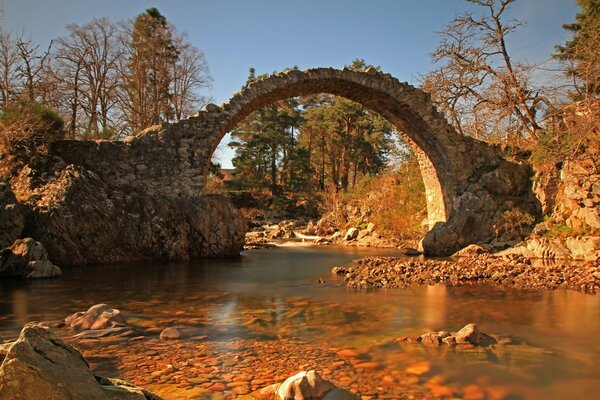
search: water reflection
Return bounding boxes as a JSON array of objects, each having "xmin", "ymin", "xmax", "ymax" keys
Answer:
[{"xmin": 0, "ymin": 246, "xmax": 598, "ymax": 399}]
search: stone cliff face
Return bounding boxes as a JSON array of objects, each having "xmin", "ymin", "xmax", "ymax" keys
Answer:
[
  {"xmin": 1, "ymin": 155, "xmax": 246, "ymax": 266},
  {"xmin": 513, "ymin": 156, "xmax": 600, "ymax": 261},
  {"xmin": 420, "ymin": 160, "xmax": 540, "ymax": 255}
]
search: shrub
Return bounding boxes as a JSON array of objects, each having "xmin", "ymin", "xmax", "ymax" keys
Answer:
[
  {"xmin": 493, "ymin": 209, "xmax": 536, "ymax": 240},
  {"xmin": 319, "ymin": 156, "xmax": 428, "ymax": 240},
  {"xmin": 0, "ymin": 100, "xmax": 65, "ymax": 159}
]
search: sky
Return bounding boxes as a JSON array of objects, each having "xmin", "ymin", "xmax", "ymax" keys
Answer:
[{"xmin": 1, "ymin": 0, "xmax": 579, "ymax": 167}]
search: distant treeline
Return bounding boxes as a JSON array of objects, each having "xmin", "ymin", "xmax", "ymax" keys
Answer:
[{"xmin": 0, "ymin": 8, "xmax": 210, "ymax": 139}]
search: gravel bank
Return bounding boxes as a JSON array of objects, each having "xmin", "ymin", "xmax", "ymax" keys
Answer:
[{"xmin": 332, "ymin": 255, "xmax": 599, "ymax": 294}]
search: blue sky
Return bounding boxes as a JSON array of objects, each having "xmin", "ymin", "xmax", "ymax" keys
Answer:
[{"xmin": 1, "ymin": 0, "xmax": 578, "ymax": 166}]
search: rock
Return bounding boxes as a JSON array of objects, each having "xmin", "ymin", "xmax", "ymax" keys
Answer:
[
  {"xmin": 0, "ymin": 183, "xmax": 25, "ymax": 248},
  {"xmin": 442, "ymin": 336, "xmax": 457, "ymax": 346},
  {"xmin": 419, "ymin": 332, "xmax": 442, "ymax": 345},
  {"xmin": 25, "ymin": 260, "xmax": 62, "ymax": 278},
  {"xmin": 404, "ymin": 325, "xmax": 501, "ymax": 348},
  {"xmin": 344, "ymin": 228, "xmax": 359, "ymax": 241},
  {"xmin": 331, "ymin": 266, "xmax": 348, "ymax": 275},
  {"xmin": 565, "ymin": 236, "xmax": 600, "ymax": 261},
  {"xmin": 73, "ymin": 327, "xmax": 136, "ymax": 339},
  {"xmin": 270, "ymin": 227, "xmax": 296, "ymax": 239},
  {"xmin": 453, "ymin": 244, "xmax": 491, "ymax": 257},
  {"xmin": 160, "ymin": 327, "xmax": 183, "ymax": 340},
  {"xmin": 65, "ymin": 304, "xmax": 127, "ymax": 330},
  {"xmin": 420, "ymin": 331, "xmax": 451, "ymax": 345},
  {"xmin": 531, "ymin": 221, "xmax": 551, "ymax": 236},
  {"xmin": 366, "ymin": 222, "xmax": 375, "ymax": 232},
  {"xmin": 276, "ymin": 370, "xmax": 335, "ymax": 400},
  {"xmin": 0, "ymin": 238, "xmax": 62, "ymax": 279},
  {"xmin": 0, "ymin": 341, "xmax": 13, "ymax": 363},
  {"xmin": 454, "ymin": 323, "xmax": 481, "ymax": 345},
  {"xmin": 0, "ymin": 324, "xmax": 162, "ymax": 400},
  {"xmin": 357, "ymin": 230, "xmax": 370, "ymax": 240},
  {"xmin": 331, "ymin": 231, "xmax": 341, "ymax": 240},
  {"xmin": 403, "ymin": 247, "xmax": 421, "ymax": 256},
  {"xmin": 251, "ymin": 370, "xmax": 357, "ymax": 400},
  {"xmin": 525, "ymin": 238, "xmax": 571, "ymax": 260},
  {"xmin": 315, "ymin": 237, "xmax": 331, "ymax": 245}
]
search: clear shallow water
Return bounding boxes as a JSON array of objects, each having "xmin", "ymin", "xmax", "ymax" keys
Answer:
[{"xmin": 1, "ymin": 245, "xmax": 599, "ymax": 399}]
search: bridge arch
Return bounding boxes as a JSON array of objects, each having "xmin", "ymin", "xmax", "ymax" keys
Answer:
[
  {"xmin": 51, "ymin": 67, "xmax": 537, "ymax": 256},
  {"xmin": 206, "ymin": 68, "xmax": 499, "ymax": 231}
]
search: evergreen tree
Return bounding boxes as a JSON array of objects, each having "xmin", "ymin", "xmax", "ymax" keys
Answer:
[
  {"xmin": 555, "ymin": 0, "xmax": 600, "ymax": 98},
  {"xmin": 123, "ymin": 8, "xmax": 179, "ymax": 131}
]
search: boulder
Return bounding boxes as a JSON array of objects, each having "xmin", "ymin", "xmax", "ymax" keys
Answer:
[
  {"xmin": 0, "ymin": 324, "xmax": 162, "ymax": 400},
  {"xmin": 253, "ymin": 370, "xmax": 357, "ymax": 400},
  {"xmin": 277, "ymin": 370, "xmax": 334, "ymax": 400},
  {"xmin": 0, "ymin": 238, "xmax": 62, "ymax": 278},
  {"xmin": 344, "ymin": 228, "xmax": 359, "ymax": 241},
  {"xmin": 65, "ymin": 304, "xmax": 127, "ymax": 330},
  {"xmin": 454, "ymin": 323, "xmax": 481, "ymax": 345}
]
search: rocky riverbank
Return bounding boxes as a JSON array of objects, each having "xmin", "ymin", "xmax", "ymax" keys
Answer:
[
  {"xmin": 332, "ymin": 254, "xmax": 599, "ymax": 294},
  {"xmin": 244, "ymin": 218, "xmax": 410, "ymax": 251}
]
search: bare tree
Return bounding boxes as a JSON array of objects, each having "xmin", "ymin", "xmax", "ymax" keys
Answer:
[
  {"xmin": 422, "ymin": 0, "xmax": 552, "ymax": 144},
  {"xmin": 52, "ymin": 18, "xmax": 125, "ymax": 138},
  {"xmin": 0, "ymin": 28, "xmax": 20, "ymax": 106},
  {"xmin": 15, "ymin": 36, "xmax": 53, "ymax": 102},
  {"xmin": 169, "ymin": 36, "xmax": 211, "ymax": 120}
]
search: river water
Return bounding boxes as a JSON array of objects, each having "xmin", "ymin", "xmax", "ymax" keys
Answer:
[{"xmin": 1, "ymin": 245, "xmax": 599, "ymax": 399}]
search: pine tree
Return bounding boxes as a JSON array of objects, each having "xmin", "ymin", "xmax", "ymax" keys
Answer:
[
  {"xmin": 555, "ymin": 0, "xmax": 600, "ymax": 98},
  {"xmin": 123, "ymin": 8, "xmax": 179, "ymax": 131}
]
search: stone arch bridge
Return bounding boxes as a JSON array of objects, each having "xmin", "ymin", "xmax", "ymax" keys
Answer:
[{"xmin": 46, "ymin": 67, "xmax": 538, "ymax": 263}]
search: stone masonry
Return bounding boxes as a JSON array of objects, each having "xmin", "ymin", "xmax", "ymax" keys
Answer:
[{"xmin": 47, "ymin": 67, "xmax": 539, "ymax": 257}]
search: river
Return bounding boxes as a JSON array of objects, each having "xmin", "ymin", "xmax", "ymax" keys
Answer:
[{"xmin": 1, "ymin": 245, "xmax": 599, "ymax": 399}]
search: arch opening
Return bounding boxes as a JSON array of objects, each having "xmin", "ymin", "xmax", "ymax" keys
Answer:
[{"xmin": 207, "ymin": 68, "xmax": 460, "ymax": 230}]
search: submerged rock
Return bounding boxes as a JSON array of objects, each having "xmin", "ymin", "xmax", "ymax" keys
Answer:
[
  {"xmin": 64, "ymin": 304, "xmax": 136, "ymax": 339},
  {"xmin": 402, "ymin": 323, "xmax": 496, "ymax": 348},
  {"xmin": 0, "ymin": 324, "xmax": 162, "ymax": 400},
  {"xmin": 65, "ymin": 304, "xmax": 127, "ymax": 330},
  {"xmin": 160, "ymin": 327, "xmax": 183, "ymax": 340},
  {"xmin": 0, "ymin": 238, "xmax": 62, "ymax": 278}
]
